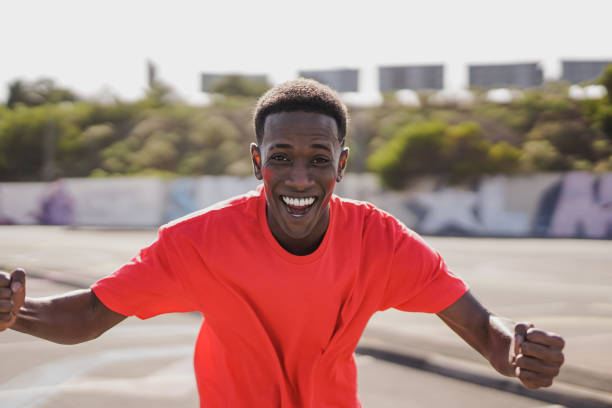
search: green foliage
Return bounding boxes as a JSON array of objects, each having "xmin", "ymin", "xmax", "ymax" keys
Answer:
[
  {"xmin": 366, "ymin": 109, "xmax": 423, "ymax": 153},
  {"xmin": 487, "ymin": 141, "xmax": 522, "ymax": 173},
  {"xmin": 443, "ymin": 121, "xmax": 492, "ymax": 181},
  {"xmin": 209, "ymin": 75, "xmax": 270, "ymax": 98},
  {"xmin": 0, "ymin": 105, "xmax": 80, "ymax": 180},
  {"xmin": 142, "ymin": 81, "xmax": 180, "ymax": 108},
  {"xmin": 6, "ymin": 79, "xmax": 78, "ymax": 108},
  {"xmin": 600, "ymin": 63, "xmax": 612, "ymax": 102},
  {"xmin": 473, "ymin": 102, "xmax": 529, "ymax": 132},
  {"xmin": 593, "ymin": 155, "xmax": 612, "ymax": 172},
  {"xmin": 592, "ymin": 139, "xmax": 612, "ymax": 159},
  {"xmin": 520, "ymin": 140, "xmax": 570, "ymax": 171},
  {"xmin": 367, "ymin": 121, "xmax": 446, "ymax": 188},
  {"xmin": 0, "ymin": 83, "xmax": 257, "ymax": 180},
  {"xmin": 368, "ymin": 120, "xmax": 522, "ymax": 189},
  {"xmin": 526, "ymin": 119, "xmax": 596, "ymax": 159},
  {"xmin": 593, "ymin": 102, "xmax": 612, "ymax": 139},
  {"xmin": 1, "ymin": 75, "xmax": 612, "ymax": 183}
]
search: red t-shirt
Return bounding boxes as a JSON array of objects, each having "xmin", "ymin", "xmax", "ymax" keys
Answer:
[{"xmin": 92, "ymin": 186, "xmax": 468, "ymax": 407}]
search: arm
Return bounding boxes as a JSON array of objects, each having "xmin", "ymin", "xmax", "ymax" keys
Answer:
[
  {"xmin": 437, "ymin": 290, "xmax": 565, "ymax": 389},
  {"xmin": 1, "ymin": 269, "xmax": 127, "ymax": 344}
]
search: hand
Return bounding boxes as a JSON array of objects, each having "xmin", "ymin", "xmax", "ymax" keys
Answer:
[
  {"xmin": 513, "ymin": 322, "xmax": 565, "ymax": 389},
  {"xmin": 0, "ymin": 269, "xmax": 26, "ymax": 331}
]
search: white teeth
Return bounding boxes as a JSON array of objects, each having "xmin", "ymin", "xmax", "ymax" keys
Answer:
[{"xmin": 282, "ymin": 196, "xmax": 315, "ymax": 207}]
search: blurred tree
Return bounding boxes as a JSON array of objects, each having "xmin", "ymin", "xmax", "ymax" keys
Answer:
[
  {"xmin": 367, "ymin": 121, "xmax": 446, "ymax": 189},
  {"xmin": 142, "ymin": 81, "xmax": 180, "ymax": 108},
  {"xmin": 130, "ymin": 131, "xmax": 180, "ymax": 170},
  {"xmin": 520, "ymin": 139, "xmax": 570, "ymax": 171},
  {"xmin": 593, "ymin": 155, "xmax": 612, "ymax": 172},
  {"xmin": 442, "ymin": 121, "xmax": 492, "ymax": 182},
  {"xmin": 0, "ymin": 105, "xmax": 80, "ymax": 181},
  {"xmin": 487, "ymin": 141, "xmax": 521, "ymax": 173},
  {"xmin": 1, "ymin": 74, "xmax": 610, "ymax": 182},
  {"xmin": 526, "ymin": 119, "xmax": 597, "ymax": 160},
  {"xmin": 600, "ymin": 63, "xmax": 612, "ymax": 102},
  {"xmin": 180, "ymin": 114, "xmax": 247, "ymax": 175},
  {"xmin": 209, "ymin": 75, "xmax": 270, "ymax": 98},
  {"xmin": 6, "ymin": 79, "xmax": 77, "ymax": 108}
]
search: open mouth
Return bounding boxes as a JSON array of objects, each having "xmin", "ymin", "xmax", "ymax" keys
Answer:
[{"xmin": 280, "ymin": 195, "xmax": 317, "ymax": 217}]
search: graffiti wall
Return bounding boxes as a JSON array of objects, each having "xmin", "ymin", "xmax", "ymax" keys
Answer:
[
  {"xmin": 0, "ymin": 172, "xmax": 610, "ymax": 238},
  {"xmin": 369, "ymin": 172, "xmax": 612, "ymax": 239}
]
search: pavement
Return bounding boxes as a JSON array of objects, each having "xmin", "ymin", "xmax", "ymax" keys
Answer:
[{"xmin": 1, "ymin": 226, "xmax": 611, "ymax": 408}]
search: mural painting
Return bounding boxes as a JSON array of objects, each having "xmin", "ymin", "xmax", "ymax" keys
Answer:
[
  {"xmin": 0, "ymin": 172, "xmax": 610, "ymax": 239},
  {"xmin": 0, "ymin": 181, "xmax": 74, "ymax": 225},
  {"xmin": 545, "ymin": 173, "xmax": 612, "ymax": 239}
]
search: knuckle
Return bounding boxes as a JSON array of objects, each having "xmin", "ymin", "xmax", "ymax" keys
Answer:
[
  {"xmin": 558, "ymin": 353, "xmax": 565, "ymax": 365},
  {"xmin": 521, "ymin": 342, "xmax": 534, "ymax": 354},
  {"xmin": 557, "ymin": 337, "xmax": 566, "ymax": 350}
]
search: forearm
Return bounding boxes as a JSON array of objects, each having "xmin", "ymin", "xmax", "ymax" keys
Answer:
[
  {"xmin": 11, "ymin": 289, "xmax": 124, "ymax": 345},
  {"xmin": 483, "ymin": 315, "xmax": 516, "ymax": 376},
  {"xmin": 437, "ymin": 292, "xmax": 515, "ymax": 377}
]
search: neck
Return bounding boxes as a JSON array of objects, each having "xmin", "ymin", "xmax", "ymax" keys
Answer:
[{"xmin": 266, "ymin": 206, "xmax": 330, "ymax": 256}]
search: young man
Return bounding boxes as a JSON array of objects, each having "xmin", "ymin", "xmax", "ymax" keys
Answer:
[{"xmin": 0, "ymin": 79, "xmax": 564, "ymax": 407}]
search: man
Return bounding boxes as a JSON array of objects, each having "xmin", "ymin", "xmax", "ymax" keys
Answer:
[{"xmin": 1, "ymin": 78, "xmax": 564, "ymax": 407}]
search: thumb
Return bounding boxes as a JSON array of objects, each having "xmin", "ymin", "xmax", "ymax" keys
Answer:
[
  {"xmin": 514, "ymin": 322, "xmax": 535, "ymax": 355},
  {"xmin": 10, "ymin": 269, "xmax": 26, "ymax": 306}
]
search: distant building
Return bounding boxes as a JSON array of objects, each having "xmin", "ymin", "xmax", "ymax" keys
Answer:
[
  {"xmin": 379, "ymin": 65, "xmax": 444, "ymax": 91},
  {"xmin": 298, "ymin": 69, "xmax": 359, "ymax": 92},
  {"xmin": 468, "ymin": 63, "xmax": 543, "ymax": 88},
  {"xmin": 561, "ymin": 60, "xmax": 612, "ymax": 83},
  {"xmin": 201, "ymin": 73, "xmax": 268, "ymax": 92}
]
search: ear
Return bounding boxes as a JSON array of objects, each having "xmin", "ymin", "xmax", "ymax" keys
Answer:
[
  {"xmin": 336, "ymin": 147, "xmax": 349, "ymax": 182},
  {"xmin": 250, "ymin": 143, "xmax": 263, "ymax": 180}
]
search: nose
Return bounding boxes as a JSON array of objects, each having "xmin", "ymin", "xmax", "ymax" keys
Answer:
[{"xmin": 285, "ymin": 163, "xmax": 314, "ymax": 191}]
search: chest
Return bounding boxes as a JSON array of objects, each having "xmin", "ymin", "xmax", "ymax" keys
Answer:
[{"xmin": 195, "ymin": 240, "xmax": 361, "ymax": 349}]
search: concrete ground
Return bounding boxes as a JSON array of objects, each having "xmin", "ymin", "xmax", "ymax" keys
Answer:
[{"xmin": 1, "ymin": 226, "xmax": 611, "ymax": 407}]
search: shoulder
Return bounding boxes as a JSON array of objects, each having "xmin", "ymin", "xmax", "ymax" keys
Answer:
[
  {"xmin": 334, "ymin": 195, "xmax": 412, "ymax": 233},
  {"xmin": 160, "ymin": 187, "xmax": 262, "ymax": 238}
]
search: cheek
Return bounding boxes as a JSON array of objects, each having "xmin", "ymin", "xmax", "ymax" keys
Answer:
[
  {"xmin": 261, "ymin": 166, "xmax": 274, "ymax": 196},
  {"xmin": 321, "ymin": 179, "xmax": 336, "ymax": 206}
]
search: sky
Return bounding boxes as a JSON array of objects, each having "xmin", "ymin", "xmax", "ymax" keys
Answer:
[{"xmin": 1, "ymin": 0, "xmax": 611, "ymax": 104}]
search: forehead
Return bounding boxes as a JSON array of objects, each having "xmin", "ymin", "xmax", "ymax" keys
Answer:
[{"xmin": 262, "ymin": 111, "xmax": 339, "ymax": 146}]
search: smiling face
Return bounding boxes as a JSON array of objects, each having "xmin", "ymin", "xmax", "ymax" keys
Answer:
[{"xmin": 251, "ymin": 111, "xmax": 349, "ymax": 255}]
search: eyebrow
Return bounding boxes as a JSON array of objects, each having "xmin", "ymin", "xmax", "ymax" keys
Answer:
[
  {"xmin": 270, "ymin": 143, "xmax": 293, "ymax": 150},
  {"xmin": 269, "ymin": 143, "xmax": 332, "ymax": 152},
  {"xmin": 311, "ymin": 143, "xmax": 332, "ymax": 152}
]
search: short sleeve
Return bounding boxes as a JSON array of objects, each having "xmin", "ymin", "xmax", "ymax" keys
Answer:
[
  {"xmin": 379, "ymin": 225, "xmax": 468, "ymax": 313},
  {"xmin": 91, "ymin": 227, "xmax": 198, "ymax": 319}
]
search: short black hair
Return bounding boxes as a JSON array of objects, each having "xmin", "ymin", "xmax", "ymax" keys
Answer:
[{"xmin": 253, "ymin": 78, "xmax": 348, "ymax": 146}]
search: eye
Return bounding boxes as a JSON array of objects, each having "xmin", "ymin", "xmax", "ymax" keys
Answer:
[
  {"xmin": 312, "ymin": 157, "xmax": 330, "ymax": 165},
  {"xmin": 270, "ymin": 154, "xmax": 290, "ymax": 162}
]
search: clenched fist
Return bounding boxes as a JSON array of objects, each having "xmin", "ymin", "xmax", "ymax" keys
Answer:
[
  {"xmin": 513, "ymin": 322, "xmax": 565, "ymax": 389},
  {"xmin": 0, "ymin": 269, "xmax": 26, "ymax": 331}
]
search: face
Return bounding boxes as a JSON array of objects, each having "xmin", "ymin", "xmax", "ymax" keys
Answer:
[{"xmin": 251, "ymin": 111, "xmax": 349, "ymax": 252}]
